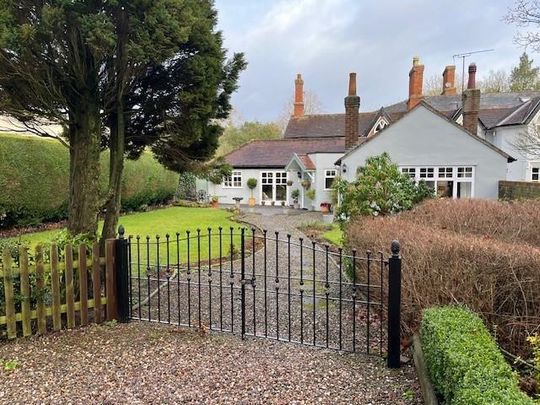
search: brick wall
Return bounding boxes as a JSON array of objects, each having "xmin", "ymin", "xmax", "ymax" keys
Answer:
[{"xmin": 498, "ymin": 180, "xmax": 540, "ymax": 200}]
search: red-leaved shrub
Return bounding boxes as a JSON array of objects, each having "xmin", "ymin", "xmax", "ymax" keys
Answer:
[{"xmin": 345, "ymin": 199, "xmax": 540, "ymax": 356}]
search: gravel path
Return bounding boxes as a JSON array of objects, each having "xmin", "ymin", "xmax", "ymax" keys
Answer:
[{"xmin": 0, "ymin": 322, "xmax": 422, "ymax": 404}]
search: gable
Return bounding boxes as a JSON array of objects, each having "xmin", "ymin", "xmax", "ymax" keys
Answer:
[{"xmin": 340, "ymin": 104, "xmax": 511, "ymax": 168}]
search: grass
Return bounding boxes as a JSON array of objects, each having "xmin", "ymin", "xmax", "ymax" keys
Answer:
[
  {"xmin": 322, "ymin": 225, "xmax": 343, "ymax": 247},
  {"xmin": 7, "ymin": 207, "xmax": 242, "ymax": 267}
]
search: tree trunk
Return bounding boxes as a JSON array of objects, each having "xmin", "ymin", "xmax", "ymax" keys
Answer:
[
  {"xmin": 100, "ymin": 108, "xmax": 125, "ymax": 243},
  {"xmin": 67, "ymin": 101, "xmax": 101, "ymax": 237}
]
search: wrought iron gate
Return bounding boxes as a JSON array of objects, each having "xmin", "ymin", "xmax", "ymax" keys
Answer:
[{"xmin": 116, "ymin": 226, "xmax": 402, "ymax": 367}]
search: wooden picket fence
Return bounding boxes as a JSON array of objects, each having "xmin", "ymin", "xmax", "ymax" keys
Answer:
[{"xmin": 1, "ymin": 241, "xmax": 118, "ymax": 339}]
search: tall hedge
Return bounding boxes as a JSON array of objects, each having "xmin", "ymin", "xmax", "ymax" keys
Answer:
[{"xmin": 0, "ymin": 133, "xmax": 178, "ymax": 228}]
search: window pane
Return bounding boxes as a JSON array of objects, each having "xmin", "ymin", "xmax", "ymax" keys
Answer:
[
  {"xmin": 275, "ymin": 185, "xmax": 286, "ymax": 201},
  {"xmin": 533, "ymin": 167, "xmax": 539, "ymax": 181},
  {"xmin": 262, "ymin": 185, "xmax": 273, "ymax": 200},
  {"xmin": 457, "ymin": 182, "xmax": 472, "ymax": 198}
]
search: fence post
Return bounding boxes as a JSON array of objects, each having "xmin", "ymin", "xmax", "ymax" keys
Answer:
[
  {"xmin": 115, "ymin": 225, "xmax": 130, "ymax": 323},
  {"xmin": 240, "ymin": 228, "xmax": 246, "ymax": 340},
  {"xmin": 387, "ymin": 239, "xmax": 401, "ymax": 369}
]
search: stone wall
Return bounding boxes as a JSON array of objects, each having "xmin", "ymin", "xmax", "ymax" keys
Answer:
[{"xmin": 499, "ymin": 180, "xmax": 540, "ymax": 200}]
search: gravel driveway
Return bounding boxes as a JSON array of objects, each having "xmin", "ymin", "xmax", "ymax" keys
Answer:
[{"xmin": 0, "ymin": 322, "xmax": 422, "ymax": 404}]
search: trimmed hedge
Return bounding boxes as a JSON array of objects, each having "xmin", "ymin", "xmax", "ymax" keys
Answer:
[
  {"xmin": 0, "ymin": 133, "xmax": 178, "ymax": 228},
  {"xmin": 421, "ymin": 306, "xmax": 533, "ymax": 405}
]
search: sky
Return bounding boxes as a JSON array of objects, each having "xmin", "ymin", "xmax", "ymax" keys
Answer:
[{"xmin": 213, "ymin": 0, "xmax": 528, "ymax": 123}]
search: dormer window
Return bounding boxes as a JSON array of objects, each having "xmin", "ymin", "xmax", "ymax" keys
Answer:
[{"xmin": 372, "ymin": 118, "xmax": 389, "ymax": 134}]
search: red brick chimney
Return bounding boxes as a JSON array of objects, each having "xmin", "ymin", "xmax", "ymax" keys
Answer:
[
  {"xmin": 293, "ymin": 74, "xmax": 304, "ymax": 118},
  {"xmin": 344, "ymin": 72, "xmax": 360, "ymax": 149},
  {"xmin": 441, "ymin": 65, "xmax": 457, "ymax": 95},
  {"xmin": 462, "ymin": 63, "xmax": 481, "ymax": 136},
  {"xmin": 407, "ymin": 57, "xmax": 424, "ymax": 110}
]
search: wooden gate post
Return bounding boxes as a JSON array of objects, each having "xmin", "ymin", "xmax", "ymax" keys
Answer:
[{"xmin": 387, "ymin": 240, "xmax": 402, "ymax": 368}]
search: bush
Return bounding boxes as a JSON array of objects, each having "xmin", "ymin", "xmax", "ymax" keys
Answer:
[
  {"xmin": 334, "ymin": 153, "xmax": 433, "ymax": 222},
  {"xmin": 345, "ymin": 202, "xmax": 540, "ymax": 357},
  {"xmin": 421, "ymin": 306, "xmax": 533, "ymax": 404},
  {"xmin": 400, "ymin": 198, "xmax": 540, "ymax": 248},
  {"xmin": 0, "ymin": 133, "xmax": 178, "ymax": 228}
]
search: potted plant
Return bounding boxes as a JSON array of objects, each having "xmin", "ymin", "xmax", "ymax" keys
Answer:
[
  {"xmin": 210, "ymin": 195, "xmax": 219, "ymax": 208},
  {"xmin": 306, "ymin": 189, "xmax": 316, "ymax": 210},
  {"xmin": 287, "ymin": 180, "xmax": 293, "ymax": 187},
  {"xmin": 281, "ymin": 200, "xmax": 287, "ymax": 213},
  {"xmin": 320, "ymin": 202, "xmax": 331, "ymax": 214},
  {"xmin": 291, "ymin": 189, "xmax": 300, "ymax": 209},
  {"xmin": 247, "ymin": 178, "xmax": 257, "ymax": 207},
  {"xmin": 271, "ymin": 201, "xmax": 275, "ymax": 206},
  {"xmin": 261, "ymin": 200, "xmax": 266, "ymax": 206},
  {"xmin": 301, "ymin": 179, "xmax": 311, "ymax": 189}
]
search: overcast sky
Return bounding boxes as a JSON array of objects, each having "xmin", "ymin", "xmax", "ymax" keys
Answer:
[{"xmin": 213, "ymin": 0, "xmax": 528, "ymax": 122}]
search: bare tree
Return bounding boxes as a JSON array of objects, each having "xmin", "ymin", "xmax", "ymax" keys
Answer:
[
  {"xmin": 505, "ymin": 0, "xmax": 540, "ymax": 52},
  {"xmin": 511, "ymin": 126, "xmax": 540, "ymax": 158},
  {"xmin": 276, "ymin": 89, "xmax": 325, "ymax": 133},
  {"xmin": 478, "ymin": 69, "xmax": 511, "ymax": 93}
]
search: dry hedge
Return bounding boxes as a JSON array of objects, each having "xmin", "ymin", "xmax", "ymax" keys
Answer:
[
  {"xmin": 345, "ymin": 201, "xmax": 540, "ymax": 357},
  {"xmin": 400, "ymin": 198, "xmax": 540, "ymax": 248}
]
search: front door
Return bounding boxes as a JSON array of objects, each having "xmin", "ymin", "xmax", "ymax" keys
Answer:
[{"xmin": 261, "ymin": 171, "xmax": 288, "ymax": 203}]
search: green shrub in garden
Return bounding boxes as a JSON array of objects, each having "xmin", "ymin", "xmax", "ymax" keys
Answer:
[
  {"xmin": 333, "ymin": 152, "xmax": 433, "ymax": 222},
  {"xmin": 421, "ymin": 306, "xmax": 533, "ymax": 404}
]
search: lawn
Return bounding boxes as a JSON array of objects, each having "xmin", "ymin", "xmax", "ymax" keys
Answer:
[
  {"xmin": 322, "ymin": 225, "xmax": 343, "ymax": 247},
  {"xmin": 7, "ymin": 207, "xmax": 242, "ymax": 267}
]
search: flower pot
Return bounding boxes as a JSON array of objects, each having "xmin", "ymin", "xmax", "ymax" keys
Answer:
[
  {"xmin": 248, "ymin": 197, "xmax": 256, "ymax": 207},
  {"xmin": 211, "ymin": 200, "xmax": 219, "ymax": 208}
]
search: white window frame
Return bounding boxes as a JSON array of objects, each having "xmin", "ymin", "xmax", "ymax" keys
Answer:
[
  {"xmin": 324, "ymin": 169, "xmax": 337, "ymax": 190},
  {"xmin": 260, "ymin": 171, "xmax": 288, "ymax": 203},
  {"xmin": 222, "ymin": 171, "xmax": 242, "ymax": 188},
  {"xmin": 530, "ymin": 164, "xmax": 540, "ymax": 182},
  {"xmin": 400, "ymin": 165, "xmax": 475, "ymax": 199}
]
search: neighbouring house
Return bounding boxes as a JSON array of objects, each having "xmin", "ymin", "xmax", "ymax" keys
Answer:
[{"xmin": 205, "ymin": 57, "xmax": 540, "ymax": 209}]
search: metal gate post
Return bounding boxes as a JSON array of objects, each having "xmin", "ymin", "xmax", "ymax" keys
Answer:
[
  {"xmin": 115, "ymin": 225, "xmax": 130, "ymax": 323},
  {"xmin": 240, "ymin": 228, "xmax": 246, "ymax": 339},
  {"xmin": 387, "ymin": 240, "xmax": 401, "ymax": 368}
]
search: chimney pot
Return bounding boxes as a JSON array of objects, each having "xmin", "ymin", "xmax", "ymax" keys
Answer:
[
  {"xmin": 344, "ymin": 72, "xmax": 360, "ymax": 149},
  {"xmin": 467, "ymin": 63, "xmax": 477, "ymax": 89},
  {"xmin": 407, "ymin": 57, "xmax": 424, "ymax": 110},
  {"xmin": 294, "ymin": 73, "xmax": 304, "ymax": 118},
  {"xmin": 348, "ymin": 72, "xmax": 357, "ymax": 96}
]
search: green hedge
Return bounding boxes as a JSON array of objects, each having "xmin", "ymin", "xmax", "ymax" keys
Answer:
[
  {"xmin": 421, "ymin": 306, "xmax": 533, "ymax": 405},
  {"xmin": 0, "ymin": 133, "xmax": 178, "ymax": 228}
]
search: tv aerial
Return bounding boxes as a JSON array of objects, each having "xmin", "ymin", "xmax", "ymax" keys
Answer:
[{"xmin": 453, "ymin": 49, "xmax": 495, "ymax": 91}]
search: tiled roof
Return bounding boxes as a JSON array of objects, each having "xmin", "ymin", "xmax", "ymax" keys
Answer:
[
  {"xmin": 297, "ymin": 154, "xmax": 316, "ymax": 170},
  {"xmin": 224, "ymin": 137, "xmax": 346, "ymax": 168},
  {"xmin": 284, "ymin": 111, "xmax": 407, "ymax": 139}
]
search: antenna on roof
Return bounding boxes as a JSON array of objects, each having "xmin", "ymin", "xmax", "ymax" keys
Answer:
[{"xmin": 453, "ymin": 49, "xmax": 494, "ymax": 92}]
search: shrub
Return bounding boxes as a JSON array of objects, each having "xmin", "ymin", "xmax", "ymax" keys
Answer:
[
  {"xmin": 421, "ymin": 306, "xmax": 533, "ymax": 404},
  {"xmin": 400, "ymin": 198, "xmax": 540, "ymax": 248},
  {"xmin": 345, "ymin": 210, "xmax": 540, "ymax": 356},
  {"xmin": 0, "ymin": 133, "xmax": 178, "ymax": 228},
  {"xmin": 334, "ymin": 153, "xmax": 433, "ymax": 222}
]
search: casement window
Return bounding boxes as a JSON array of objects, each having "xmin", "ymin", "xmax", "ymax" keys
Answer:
[
  {"xmin": 401, "ymin": 168, "xmax": 416, "ymax": 178},
  {"xmin": 223, "ymin": 171, "xmax": 242, "ymax": 188},
  {"xmin": 419, "ymin": 167, "xmax": 434, "ymax": 178},
  {"xmin": 457, "ymin": 167, "xmax": 473, "ymax": 178},
  {"xmin": 324, "ymin": 169, "xmax": 337, "ymax": 189},
  {"xmin": 400, "ymin": 165, "xmax": 475, "ymax": 199},
  {"xmin": 532, "ymin": 167, "xmax": 539, "ymax": 181}
]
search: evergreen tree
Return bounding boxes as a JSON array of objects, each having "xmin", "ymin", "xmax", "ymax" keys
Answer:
[{"xmin": 510, "ymin": 52, "xmax": 540, "ymax": 91}]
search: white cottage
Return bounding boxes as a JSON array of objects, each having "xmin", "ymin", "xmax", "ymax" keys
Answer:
[
  {"xmin": 338, "ymin": 102, "xmax": 513, "ymax": 199},
  {"xmin": 204, "ymin": 58, "xmax": 540, "ymax": 209}
]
